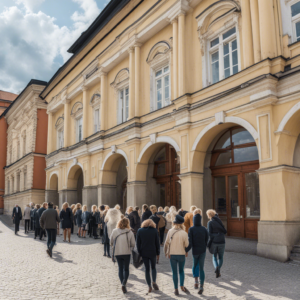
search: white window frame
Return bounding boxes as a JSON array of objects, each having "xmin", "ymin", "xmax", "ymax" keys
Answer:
[
  {"xmin": 118, "ymin": 87, "xmax": 129, "ymax": 124},
  {"xmin": 57, "ymin": 128, "xmax": 64, "ymax": 149},
  {"xmin": 71, "ymin": 102, "xmax": 83, "ymax": 143},
  {"xmin": 208, "ymin": 26, "xmax": 239, "ymax": 84},
  {"xmin": 154, "ymin": 65, "xmax": 171, "ymax": 110},
  {"xmin": 94, "ymin": 108, "xmax": 100, "ymax": 133},
  {"xmin": 290, "ymin": 0, "xmax": 300, "ymax": 42},
  {"xmin": 76, "ymin": 117, "xmax": 83, "ymax": 143},
  {"xmin": 90, "ymin": 93, "xmax": 101, "ymax": 133}
]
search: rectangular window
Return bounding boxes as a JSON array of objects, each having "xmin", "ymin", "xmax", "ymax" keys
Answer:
[
  {"xmin": 17, "ymin": 142, "xmax": 20, "ymax": 159},
  {"xmin": 296, "ymin": 21, "xmax": 300, "ymax": 41},
  {"xmin": 209, "ymin": 27, "xmax": 238, "ymax": 84},
  {"xmin": 119, "ymin": 87, "xmax": 129, "ymax": 123},
  {"xmin": 76, "ymin": 118, "xmax": 83, "ymax": 143},
  {"xmin": 155, "ymin": 65, "xmax": 170, "ymax": 109},
  {"xmin": 7, "ymin": 181, "xmax": 10, "ymax": 194},
  {"xmin": 94, "ymin": 109, "xmax": 100, "ymax": 133},
  {"xmin": 23, "ymin": 135, "xmax": 26, "ymax": 155},
  {"xmin": 17, "ymin": 174, "xmax": 20, "ymax": 192},
  {"xmin": 57, "ymin": 129, "xmax": 64, "ymax": 149},
  {"xmin": 292, "ymin": 2, "xmax": 300, "ymax": 17},
  {"xmin": 24, "ymin": 172, "xmax": 27, "ymax": 190},
  {"xmin": 214, "ymin": 176, "xmax": 226, "ymax": 214}
]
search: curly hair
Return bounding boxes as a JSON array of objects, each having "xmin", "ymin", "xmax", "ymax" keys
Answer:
[{"xmin": 117, "ymin": 217, "xmax": 130, "ymax": 229}]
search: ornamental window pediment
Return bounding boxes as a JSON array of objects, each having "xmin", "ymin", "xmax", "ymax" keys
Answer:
[{"xmin": 71, "ymin": 101, "xmax": 83, "ymax": 119}]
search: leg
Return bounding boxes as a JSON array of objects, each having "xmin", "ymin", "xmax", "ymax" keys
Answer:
[
  {"xmin": 170, "ymin": 256, "xmax": 179, "ymax": 290},
  {"xmin": 159, "ymin": 227, "xmax": 164, "ymax": 245},
  {"xmin": 39, "ymin": 229, "xmax": 44, "ymax": 240},
  {"xmin": 150, "ymin": 256, "xmax": 157, "ymax": 284},
  {"xmin": 199, "ymin": 252, "xmax": 206, "ymax": 286},
  {"xmin": 107, "ymin": 239, "xmax": 111, "ymax": 257},
  {"xmin": 123, "ymin": 255, "xmax": 131, "ymax": 286},
  {"xmin": 178, "ymin": 255, "xmax": 186, "ymax": 288},
  {"xmin": 142, "ymin": 257, "xmax": 151, "ymax": 287},
  {"xmin": 49, "ymin": 229, "xmax": 57, "ymax": 253},
  {"xmin": 67, "ymin": 228, "xmax": 71, "ymax": 241},
  {"xmin": 192, "ymin": 255, "xmax": 200, "ymax": 278},
  {"xmin": 63, "ymin": 229, "xmax": 67, "ymax": 241},
  {"xmin": 217, "ymin": 244, "xmax": 225, "ymax": 270},
  {"xmin": 116, "ymin": 256, "xmax": 124, "ymax": 284},
  {"xmin": 46, "ymin": 229, "xmax": 51, "ymax": 249}
]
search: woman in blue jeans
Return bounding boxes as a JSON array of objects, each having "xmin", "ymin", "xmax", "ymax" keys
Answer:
[
  {"xmin": 164, "ymin": 215, "xmax": 189, "ymax": 296},
  {"xmin": 207, "ymin": 209, "xmax": 227, "ymax": 278},
  {"xmin": 185, "ymin": 209, "xmax": 208, "ymax": 294}
]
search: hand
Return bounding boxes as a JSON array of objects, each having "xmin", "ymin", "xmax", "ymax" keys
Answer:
[
  {"xmin": 185, "ymin": 252, "xmax": 188, "ymax": 258},
  {"xmin": 168, "ymin": 255, "xmax": 171, "ymax": 259}
]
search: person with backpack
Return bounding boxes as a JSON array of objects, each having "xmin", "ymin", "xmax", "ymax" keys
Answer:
[
  {"xmin": 185, "ymin": 209, "xmax": 208, "ymax": 294},
  {"xmin": 128, "ymin": 206, "xmax": 141, "ymax": 238},
  {"xmin": 157, "ymin": 206, "xmax": 166, "ymax": 245},
  {"xmin": 136, "ymin": 219, "xmax": 160, "ymax": 293},
  {"xmin": 206, "ymin": 209, "xmax": 227, "ymax": 278},
  {"xmin": 110, "ymin": 218, "xmax": 135, "ymax": 294},
  {"xmin": 164, "ymin": 214, "xmax": 189, "ymax": 296}
]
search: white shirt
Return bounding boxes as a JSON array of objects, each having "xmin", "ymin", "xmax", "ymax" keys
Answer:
[{"xmin": 15, "ymin": 207, "xmax": 18, "ymax": 213}]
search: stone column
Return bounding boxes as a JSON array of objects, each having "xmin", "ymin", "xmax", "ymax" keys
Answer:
[
  {"xmin": 250, "ymin": 0, "xmax": 261, "ymax": 63},
  {"xmin": 178, "ymin": 13, "xmax": 186, "ymax": 96},
  {"xmin": 45, "ymin": 190, "xmax": 59, "ymax": 206},
  {"xmin": 172, "ymin": 18, "xmax": 178, "ymax": 100},
  {"xmin": 179, "ymin": 172, "xmax": 203, "ymax": 211},
  {"xmin": 63, "ymin": 101, "xmax": 70, "ymax": 147},
  {"xmin": 241, "ymin": 0, "xmax": 254, "ymax": 68},
  {"xmin": 257, "ymin": 166, "xmax": 300, "ymax": 262},
  {"xmin": 82, "ymin": 86, "xmax": 88, "ymax": 139},
  {"xmin": 128, "ymin": 47, "xmax": 135, "ymax": 119},
  {"xmin": 127, "ymin": 181, "xmax": 147, "ymax": 207},
  {"xmin": 100, "ymin": 72, "xmax": 107, "ymax": 131},
  {"xmin": 47, "ymin": 112, "xmax": 53, "ymax": 154},
  {"xmin": 258, "ymin": 0, "xmax": 277, "ymax": 59},
  {"xmin": 134, "ymin": 44, "xmax": 141, "ymax": 117},
  {"xmin": 98, "ymin": 184, "xmax": 117, "ymax": 207},
  {"xmin": 82, "ymin": 186, "xmax": 98, "ymax": 209}
]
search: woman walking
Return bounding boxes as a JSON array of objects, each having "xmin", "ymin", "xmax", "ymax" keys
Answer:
[
  {"xmin": 59, "ymin": 202, "xmax": 73, "ymax": 243},
  {"xmin": 81, "ymin": 205, "xmax": 90, "ymax": 238},
  {"xmin": 33, "ymin": 204, "xmax": 40, "ymax": 239},
  {"xmin": 136, "ymin": 219, "xmax": 160, "ymax": 293},
  {"xmin": 141, "ymin": 204, "xmax": 152, "ymax": 222},
  {"xmin": 185, "ymin": 209, "xmax": 208, "ymax": 294},
  {"xmin": 74, "ymin": 203, "xmax": 82, "ymax": 237},
  {"xmin": 128, "ymin": 206, "xmax": 141, "ymax": 238},
  {"xmin": 164, "ymin": 215, "xmax": 189, "ymax": 296},
  {"xmin": 207, "ymin": 209, "xmax": 227, "ymax": 278},
  {"xmin": 24, "ymin": 204, "xmax": 31, "ymax": 234},
  {"xmin": 110, "ymin": 218, "xmax": 135, "ymax": 294},
  {"xmin": 103, "ymin": 208, "xmax": 121, "ymax": 257}
]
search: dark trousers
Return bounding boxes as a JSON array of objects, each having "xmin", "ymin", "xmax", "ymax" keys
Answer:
[
  {"xmin": 14, "ymin": 221, "xmax": 20, "ymax": 234},
  {"xmin": 93, "ymin": 225, "xmax": 98, "ymax": 237},
  {"xmin": 25, "ymin": 220, "xmax": 30, "ymax": 232},
  {"xmin": 30, "ymin": 217, "xmax": 35, "ymax": 230},
  {"xmin": 46, "ymin": 229, "xmax": 57, "ymax": 253},
  {"xmin": 159, "ymin": 227, "xmax": 165, "ymax": 244},
  {"xmin": 116, "ymin": 255, "xmax": 131, "ymax": 286},
  {"xmin": 39, "ymin": 228, "xmax": 46, "ymax": 240},
  {"xmin": 71, "ymin": 222, "xmax": 74, "ymax": 234},
  {"xmin": 104, "ymin": 243, "xmax": 110, "ymax": 256},
  {"xmin": 35, "ymin": 228, "xmax": 40, "ymax": 238},
  {"xmin": 142, "ymin": 256, "xmax": 157, "ymax": 287}
]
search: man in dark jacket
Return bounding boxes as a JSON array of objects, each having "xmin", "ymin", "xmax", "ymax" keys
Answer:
[
  {"xmin": 33, "ymin": 205, "xmax": 40, "ymax": 239},
  {"xmin": 136, "ymin": 219, "xmax": 160, "ymax": 292},
  {"xmin": 186, "ymin": 211, "xmax": 208, "ymax": 294},
  {"xmin": 40, "ymin": 202, "xmax": 60, "ymax": 257},
  {"xmin": 141, "ymin": 204, "xmax": 152, "ymax": 222},
  {"xmin": 12, "ymin": 205, "xmax": 22, "ymax": 235},
  {"xmin": 38, "ymin": 202, "xmax": 48, "ymax": 240},
  {"xmin": 129, "ymin": 207, "xmax": 141, "ymax": 237}
]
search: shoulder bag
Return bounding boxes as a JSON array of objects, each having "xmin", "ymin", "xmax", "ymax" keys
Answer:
[
  {"xmin": 112, "ymin": 231, "xmax": 129, "ymax": 263},
  {"xmin": 165, "ymin": 230, "xmax": 180, "ymax": 258}
]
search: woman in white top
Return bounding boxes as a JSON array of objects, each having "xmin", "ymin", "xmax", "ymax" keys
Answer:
[
  {"xmin": 165, "ymin": 206, "xmax": 177, "ymax": 230},
  {"xmin": 164, "ymin": 214, "xmax": 189, "ymax": 296},
  {"xmin": 110, "ymin": 218, "xmax": 135, "ymax": 294}
]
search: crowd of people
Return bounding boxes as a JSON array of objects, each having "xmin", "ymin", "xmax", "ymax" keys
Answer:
[{"xmin": 12, "ymin": 202, "xmax": 227, "ymax": 296}]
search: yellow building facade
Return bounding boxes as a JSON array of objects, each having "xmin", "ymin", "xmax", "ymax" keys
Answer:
[{"xmin": 42, "ymin": 0, "xmax": 300, "ymax": 262}]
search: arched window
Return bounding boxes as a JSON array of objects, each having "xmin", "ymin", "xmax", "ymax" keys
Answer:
[{"xmin": 211, "ymin": 127, "xmax": 258, "ymax": 167}]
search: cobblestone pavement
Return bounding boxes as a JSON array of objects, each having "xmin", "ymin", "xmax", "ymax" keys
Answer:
[{"xmin": 0, "ymin": 220, "xmax": 299, "ymax": 300}]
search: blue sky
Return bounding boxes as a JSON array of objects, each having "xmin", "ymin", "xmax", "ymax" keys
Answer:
[{"xmin": 0, "ymin": 0, "xmax": 109, "ymax": 93}]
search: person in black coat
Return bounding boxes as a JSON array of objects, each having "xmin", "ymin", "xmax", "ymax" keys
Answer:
[
  {"xmin": 12, "ymin": 205, "xmax": 22, "ymax": 234},
  {"xmin": 90, "ymin": 205, "xmax": 99, "ymax": 239},
  {"xmin": 74, "ymin": 204, "xmax": 82, "ymax": 237},
  {"xmin": 33, "ymin": 204, "xmax": 41, "ymax": 239},
  {"xmin": 128, "ymin": 207, "xmax": 141, "ymax": 237},
  {"xmin": 38, "ymin": 203, "xmax": 48, "ymax": 240},
  {"xmin": 185, "ymin": 210, "xmax": 208, "ymax": 294},
  {"xmin": 157, "ymin": 207, "xmax": 166, "ymax": 245},
  {"xmin": 178, "ymin": 208, "xmax": 188, "ymax": 218},
  {"xmin": 59, "ymin": 202, "xmax": 73, "ymax": 242},
  {"xmin": 30, "ymin": 202, "xmax": 35, "ymax": 231},
  {"xmin": 141, "ymin": 204, "xmax": 152, "ymax": 222},
  {"xmin": 207, "ymin": 210, "xmax": 227, "ymax": 279},
  {"xmin": 136, "ymin": 219, "xmax": 160, "ymax": 293}
]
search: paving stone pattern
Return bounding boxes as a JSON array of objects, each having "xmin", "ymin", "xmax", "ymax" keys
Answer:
[{"xmin": 0, "ymin": 220, "xmax": 299, "ymax": 300}]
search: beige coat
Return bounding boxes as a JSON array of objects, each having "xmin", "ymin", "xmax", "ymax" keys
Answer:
[{"xmin": 164, "ymin": 228, "xmax": 189, "ymax": 256}]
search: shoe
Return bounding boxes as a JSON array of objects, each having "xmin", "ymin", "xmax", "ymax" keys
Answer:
[
  {"xmin": 63, "ymin": 240, "xmax": 66, "ymax": 242},
  {"xmin": 198, "ymin": 286, "xmax": 204, "ymax": 295},
  {"xmin": 152, "ymin": 283, "xmax": 159, "ymax": 291},
  {"xmin": 216, "ymin": 267, "xmax": 220, "ymax": 278},
  {"xmin": 181, "ymin": 287, "xmax": 190, "ymax": 294},
  {"xmin": 103, "ymin": 254, "xmax": 107, "ymax": 257},
  {"xmin": 121, "ymin": 286, "xmax": 127, "ymax": 294},
  {"xmin": 194, "ymin": 283, "xmax": 199, "ymax": 289},
  {"xmin": 34, "ymin": 237, "xmax": 36, "ymax": 239},
  {"xmin": 46, "ymin": 249, "xmax": 51, "ymax": 258},
  {"xmin": 174, "ymin": 289, "xmax": 179, "ymax": 296},
  {"xmin": 148, "ymin": 287, "xmax": 152, "ymax": 293},
  {"xmin": 107, "ymin": 255, "xmax": 111, "ymax": 258}
]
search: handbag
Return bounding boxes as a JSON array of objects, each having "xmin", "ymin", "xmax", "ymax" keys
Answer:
[
  {"xmin": 112, "ymin": 231, "xmax": 128, "ymax": 263},
  {"xmin": 164, "ymin": 230, "xmax": 180, "ymax": 258},
  {"xmin": 132, "ymin": 244, "xmax": 143, "ymax": 269}
]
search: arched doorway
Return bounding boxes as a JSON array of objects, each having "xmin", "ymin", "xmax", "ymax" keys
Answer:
[
  {"xmin": 49, "ymin": 174, "xmax": 59, "ymax": 206},
  {"xmin": 152, "ymin": 145, "xmax": 181, "ymax": 208},
  {"xmin": 66, "ymin": 165, "xmax": 84, "ymax": 206},
  {"xmin": 210, "ymin": 127, "xmax": 260, "ymax": 239}
]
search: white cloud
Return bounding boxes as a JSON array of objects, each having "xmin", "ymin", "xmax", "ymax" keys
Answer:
[
  {"xmin": 14, "ymin": 0, "xmax": 45, "ymax": 12},
  {"xmin": 0, "ymin": 0, "xmax": 101, "ymax": 93}
]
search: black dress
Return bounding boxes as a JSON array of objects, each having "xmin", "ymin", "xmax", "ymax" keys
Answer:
[{"xmin": 60, "ymin": 208, "xmax": 73, "ymax": 229}]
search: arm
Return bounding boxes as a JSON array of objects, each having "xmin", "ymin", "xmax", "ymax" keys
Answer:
[
  {"xmin": 205, "ymin": 229, "xmax": 209, "ymax": 246},
  {"xmin": 129, "ymin": 231, "xmax": 136, "ymax": 248},
  {"xmin": 155, "ymin": 230, "xmax": 160, "ymax": 256},
  {"xmin": 163, "ymin": 231, "xmax": 170, "ymax": 257},
  {"xmin": 185, "ymin": 228, "xmax": 193, "ymax": 253},
  {"xmin": 40, "ymin": 214, "xmax": 45, "ymax": 229},
  {"xmin": 56, "ymin": 211, "xmax": 60, "ymax": 223},
  {"xmin": 136, "ymin": 230, "xmax": 141, "ymax": 254},
  {"xmin": 184, "ymin": 232, "xmax": 189, "ymax": 249}
]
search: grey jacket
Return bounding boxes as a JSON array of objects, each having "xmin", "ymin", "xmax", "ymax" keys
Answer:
[
  {"xmin": 40, "ymin": 208, "xmax": 60, "ymax": 229},
  {"xmin": 24, "ymin": 207, "xmax": 31, "ymax": 220},
  {"xmin": 110, "ymin": 228, "xmax": 135, "ymax": 256}
]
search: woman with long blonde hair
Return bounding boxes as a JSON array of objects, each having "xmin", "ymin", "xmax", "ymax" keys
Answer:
[
  {"xmin": 164, "ymin": 215, "xmax": 189, "ymax": 296},
  {"xmin": 59, "ymin": 202, "xmax": 73, "ymax": 242}
]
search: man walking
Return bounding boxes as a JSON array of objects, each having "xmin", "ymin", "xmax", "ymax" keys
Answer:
[
  {"xmin": 30, "ymin": 202, "xmax": 35, "ymax": 231},
  {"xmin": 40, "ymin": 202, "xmax": 60, "ymax": 258},
  {"xmin": 38, "ymin": 202, "xmax": 48, "ymax": 240},
  {"xmin": 12, "ymin": 205, "xmax": 22, "ymax": 235}
]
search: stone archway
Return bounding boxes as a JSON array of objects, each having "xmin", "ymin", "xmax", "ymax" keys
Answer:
[{"xmin": 46, "ymin": 173, "xmax": 59, "ymax": 206}]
